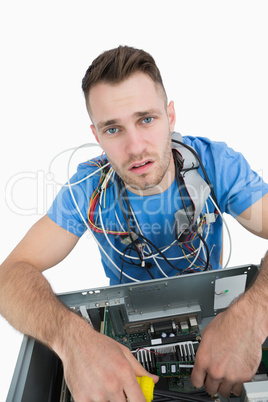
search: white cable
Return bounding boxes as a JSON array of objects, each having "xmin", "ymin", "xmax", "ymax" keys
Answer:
[
  {"xmin": 98, "ymin": 181, "xmax": 139, "ymax": 261},
  {"xmin": 112, "ymin": 200, "xmax": 181, "ymax": 261},
  {"xmin": 112, "ymin": 193, "xmax": 211, "ymax": 274},
  {"xmin": 147, "ymin": 201, "xmax": 212, "ymax": 273},
  {"xmin": 65, "ymin": 161, "xmax": 110, "ymax": 187},
  {"xmin": 49, "ymin": 143, "xmax": 110, "ymax": 187},
  {"xmin": 130, "ymin": 199, "xmax": 211, "ymax": 273},
  {"xmin": 129, "ymin": 204, "xmax": 195, "ymax": 261},
  {"xmin": 115, "ymin": 207, "xmax": 168, "ymax": 278},
  {"xmin": 186, "ymin": 202, "xmax": 211, "ymax": 269},
  {"xmin": 152, "ymin": 202, "xmax": 210, "ymax": 264},
  {"xmin": 110, "ymin": 183, "xmax": 205, "ymax": 264},
  {"xmin": 182, "ymin": 225, "xmax": 208, "ymax": 270},
  {"xmin": 186, "ymin": 204, "xmax": 211, "ymax": 269},
  {"xmin": 65, "ymin": 143, "xmax": 139, "ymax": 282},
  {"xmin": 115, "ymin": 209, "xmax": 127, "ymax": 233},
  {"xmin": 60, "ymin": 143, "xmax": 228, "ymax": 278},
  {"xmin": 208, "ymin": 195, "xmax": 232, "ymax": 268},
  {"xmin": 151, "ymin": 256, "xmax": 169, "ymax": 277}
]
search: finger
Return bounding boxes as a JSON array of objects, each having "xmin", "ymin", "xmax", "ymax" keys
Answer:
[
  {"xmin": 110, "ymin": 390, "xmax": 137, "ymax": 402},
  {"xmin": 123, "ymin": 374, "xmax": 146, "ymax": 402},
  {"xmin": 204, "ymin": 375, "xmax": 221, "ymax": 396},
  {"xmin": 191, "ymin": 363, "xmax": 207, "ymax": 388},
  {"xmin": 105, "ymin": 390, "xmax": 128, "ymax": 402},
  {"xmin": 218, "ymin": 382, "xmax": 235, "ymax": 398},
  {"xmin": 231, "ymin": 382, "xmax": 243, "ymax": 396}
]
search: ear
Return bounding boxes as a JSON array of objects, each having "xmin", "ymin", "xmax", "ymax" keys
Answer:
[
  {"xmin": 167, "ymin": 101, "xmax": 176, "ymax": 132},
  {"xmin": 90, "ymin": 124, "xmax": 99, "ymax": 144}
]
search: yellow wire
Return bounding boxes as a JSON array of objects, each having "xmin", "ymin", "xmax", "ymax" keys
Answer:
[
  {"xmin": 102, "ymin": 167, "xmax": 113, "ymax": 209},
  {"xmin": 179, "ymin": 245, "xmax": 198, "ymax": 266},
  {"xmin": 87, "ymin": 167, "xmax": 127, "ymax": 235}
]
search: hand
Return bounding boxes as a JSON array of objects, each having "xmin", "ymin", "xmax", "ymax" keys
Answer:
[
  {"xmin": 191, "ymin": 297, "xmax": 264, "ymax": 397},
  {"xmin": 59, "ymin": 316, "xmax": 158, "ymax": 401}
]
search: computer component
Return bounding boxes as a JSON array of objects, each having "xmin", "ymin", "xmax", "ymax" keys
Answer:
[
  {"xmin": 242, "ymin": 380, "xmax": 268, "ymax": 402},
  {"xmin": 7, "ymin": 264, "xmax": 268, "ymax": 402}
]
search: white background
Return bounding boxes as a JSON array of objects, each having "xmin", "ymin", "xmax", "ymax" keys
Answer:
[{"xmin": 0, "ymin": 1, "xmax": 268, "ymax": 400}]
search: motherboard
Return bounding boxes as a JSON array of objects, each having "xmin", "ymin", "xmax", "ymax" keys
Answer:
[{"xmin": 59, "ymin": 303, "xmax": 217, "ymax": 401}]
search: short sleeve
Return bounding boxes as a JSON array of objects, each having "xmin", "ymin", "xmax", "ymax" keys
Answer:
[
  {"xmin": 184, "ymin": 136, "xmax": 268, "ymax": 218},
  {"xmin": 46, "ymin": 160, "xmax": 95, "ymax": 238}
]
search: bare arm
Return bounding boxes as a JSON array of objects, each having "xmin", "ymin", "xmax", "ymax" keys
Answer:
[
  {"xmin": 0, "ymin": 215, "xmax": 156, "ymax": 401},
  {"xmin": 236, "ymin": 192, "xmax": 268, "ymax": 239},
  {"xmin": 191, "ymin": 195, "xmax": 268, "ymax": 397},
  {"xmin": 0, "ymin": 215, "xmax": 80, "ymax": 337}
]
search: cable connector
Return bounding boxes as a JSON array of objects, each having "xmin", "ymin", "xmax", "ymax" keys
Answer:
[
  {"xmin": 215, "ymin": 289, "xmax": 229, "ymax": 296},
  {"xmin": 120, "ymin": 232, "xmax": 138, "ymax": 245},
  {"xmin": 205, "ymin": 212, "xmax": 217, "ymax": 224}
]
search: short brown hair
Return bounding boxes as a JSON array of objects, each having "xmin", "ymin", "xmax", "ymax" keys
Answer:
[{"xmin": 81, "ymin": 45, "xmax": 167, "ymax": 103}]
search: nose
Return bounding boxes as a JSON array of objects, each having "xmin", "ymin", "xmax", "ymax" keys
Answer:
[{"xmin": 124, "ymin": 127, "xmax": 147, "ymax": 156}]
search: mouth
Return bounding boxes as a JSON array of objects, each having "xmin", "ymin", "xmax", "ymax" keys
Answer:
[{"xmin": 128, "ymin": 159, "xmax": 154, "ymax": 174}]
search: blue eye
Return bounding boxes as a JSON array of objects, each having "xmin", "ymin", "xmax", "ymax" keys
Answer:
[
  {"xmin": 106, "ymin": 127, "xmax": 119, "ymax": 135},
  {"xmin": 142, "ymin": 117, "xmax": 154, "ymax": 124}
]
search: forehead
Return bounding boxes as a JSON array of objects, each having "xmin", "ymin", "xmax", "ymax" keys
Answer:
[{"xmin": 88, "ymin": 73, "xmax": 166, "ymax": 123}]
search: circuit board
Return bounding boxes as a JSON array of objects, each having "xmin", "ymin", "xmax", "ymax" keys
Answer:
[
  {"xmin": 102, "ymin": 306, "xmax": 205, "ymax": 394},
  {"xmin": 59, "ymin": 301, "xmax": 268, "ymax": 401}
]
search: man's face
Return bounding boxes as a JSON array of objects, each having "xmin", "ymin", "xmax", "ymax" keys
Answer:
[{"xmin": 88, "ymin": 73, "xmax": 176, "ymax": 195}]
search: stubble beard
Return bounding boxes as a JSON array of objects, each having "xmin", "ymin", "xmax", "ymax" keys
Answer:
[{"xmin": 106, "ymin": 135, "xmax": 173, "ymax": 193}]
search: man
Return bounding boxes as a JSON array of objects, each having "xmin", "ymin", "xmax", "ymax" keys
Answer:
[{"xmin": 0, "ymin": 46, "xmax": 267, "ymax": 400}]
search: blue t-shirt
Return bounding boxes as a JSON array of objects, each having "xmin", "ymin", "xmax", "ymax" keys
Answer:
[{"xmin": 47, "ymin": 136, "xmax": 268, "ymax": 285}]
